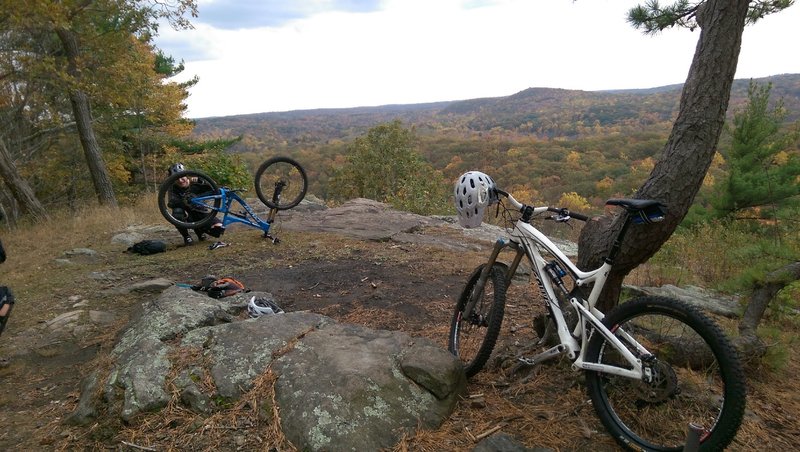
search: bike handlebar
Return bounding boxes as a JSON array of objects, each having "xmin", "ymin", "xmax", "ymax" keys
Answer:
[
  {"xmin": 494, "ymin": 188, "xmax": 589, "ymax": 222},
  {"xmin": 547, "ymin": 206, "xmax": 589, "ymax": 222}
]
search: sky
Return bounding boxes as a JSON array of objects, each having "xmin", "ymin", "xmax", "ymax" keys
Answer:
[{"xmin": 153, "ymin": 0, "xmax": 800, "ymax": 119}]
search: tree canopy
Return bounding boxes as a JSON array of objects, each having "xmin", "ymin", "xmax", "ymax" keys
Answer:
[
  {"xmin": 628, "ymin": 0, "xmax": 794, "ymax": 33},
  {"xmin": 713, "ymin": 80, "xmax": 800, "ymax": 219},
  {"xmin": 329, "ymin": 121, "xmax": 451, "ymax": 215},
  {"xmin": 0, "ymin": 0, "xmax": 201, "ymax": 220}
]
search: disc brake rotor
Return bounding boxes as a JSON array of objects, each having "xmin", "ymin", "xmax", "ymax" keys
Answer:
[{"xmin": 635, "ymin": 360, "xmax": 679, "ymax": 403}]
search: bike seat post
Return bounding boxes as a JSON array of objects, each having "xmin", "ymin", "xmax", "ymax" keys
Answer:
[{"xmin": 605, "ymin": 213, "xmax": 635, "ymax": 265}]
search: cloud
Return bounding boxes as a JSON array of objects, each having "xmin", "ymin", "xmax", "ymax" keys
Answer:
[
  {"xmin": 195, "ymin": 0, "xmax": 383, "ymax": 29},
  {"xmin": 156, "ymin": 0, "xmax": 385, "ymax": 61}
]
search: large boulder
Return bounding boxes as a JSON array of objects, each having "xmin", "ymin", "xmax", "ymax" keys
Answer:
[
  {"xmin": 273, "ymin": 322, "xmax": 464, "ymax": 450},
  {"xmin": 92, "ymin": 285, "xmax": 465, "ymax": 450}
]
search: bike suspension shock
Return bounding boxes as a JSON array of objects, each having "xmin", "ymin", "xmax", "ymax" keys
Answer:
[{"xmin": 545, "ymin": 260, "xmax": 569, "ymax": 297}]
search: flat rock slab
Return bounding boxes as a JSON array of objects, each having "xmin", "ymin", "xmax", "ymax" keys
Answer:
[{"xmin": 280, "ymin": 198, "xmax": 446, "ymax": 241}]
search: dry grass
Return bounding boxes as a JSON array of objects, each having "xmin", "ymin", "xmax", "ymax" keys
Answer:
[
  {"xmin": 1, "ymin": 196, "xmax": 168, "ymax": 335},
  {"xmin": 630, "ymin": 221, "xmax": 800, "ymax": 291},
  {"xmin": 3, "ymin": 196, "xmax": 161, "ymax": 278},
  {"xmin": 104, "ymin": 357, "xmax": 291, "ymax": 451}
]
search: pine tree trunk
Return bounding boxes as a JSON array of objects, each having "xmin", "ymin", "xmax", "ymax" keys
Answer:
[
  {"xmin": 0, "ymin": 137, "xmax": 49, "ymax": 222},
  {"xmin": 577, "ymin": 0, "xmax": 750, "ymax": 312},
  {"xmin": 55, "ymin": 27, "xmax": 118, "ymax": 207},
  {"xmin": 68, "ymin": 89, "xmax": 118, "ymax": 207}
]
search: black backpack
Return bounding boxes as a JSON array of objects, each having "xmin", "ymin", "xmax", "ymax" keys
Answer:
[{"xmin": 127, "ymin": 240, "xmax": 167, "ymax": 255}]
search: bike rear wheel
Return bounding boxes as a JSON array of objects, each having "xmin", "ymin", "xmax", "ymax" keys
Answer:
[
  {"xmin": 157, "ymin": 170, "xmax": 221, "ymax": 229},
  {"xmin": 254, "ymin": 156, "xmax": 308, "ymax": 210},
  {"xmin": 585, "ymin": 296, "xmax": 746, "ymax": 451},
  {"xmin": 448, "ymin": 263, "xmax": 507, "ymax": 378}
]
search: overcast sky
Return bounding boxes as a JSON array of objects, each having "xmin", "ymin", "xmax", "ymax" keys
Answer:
[{"xmin": 153, "ymin": 0, "xmax": 800, "ymax": 119}]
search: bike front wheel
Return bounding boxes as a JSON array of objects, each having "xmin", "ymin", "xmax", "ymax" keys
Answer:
[
  {"xmin": 254, "ymin": 156, "xmax": 308, "ymax": 210},
  {"xmin": 157, "ymin": 170, "xmax": 221, "ymax": 229},
  {"xmin": 448, "ymin": 263, "xmax": 507, "ymax": 378},
  {"xmin": 585, "ymin": 296, "xmax": 746, "ymax": 451}
]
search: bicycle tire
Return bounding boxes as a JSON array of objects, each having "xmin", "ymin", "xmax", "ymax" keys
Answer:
[
  {"xmin": 585, "ymin": 296, "xmax": 746, "ymax": 451},
  {"xmin": 157, "ymin": 170, "xmax": 221, "ymax": 230},
  {"xmin": 448, "ymin": 263, "xmax": 507, "ymax": 378},
  {"xmin": 254, "ymin": 156, "xmax": 308, "ymax": 210}
]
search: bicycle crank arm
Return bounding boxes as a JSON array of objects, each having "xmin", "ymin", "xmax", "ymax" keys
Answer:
[{"xmin": 517, "ymin": 344, "xmax": 568, "ymax": 366}]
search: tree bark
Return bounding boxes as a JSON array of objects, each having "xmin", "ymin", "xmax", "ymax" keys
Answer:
[
  {"xmin": 0, "ymin": 137, "xmax": 49, "ymax": 222},
  {"xmin": 578, "ymin": 0, "xmax": 750, "ymax": 312},
  {"xmin": 55, "ymin": 27, "xmax": 118, "ymax": 207}
]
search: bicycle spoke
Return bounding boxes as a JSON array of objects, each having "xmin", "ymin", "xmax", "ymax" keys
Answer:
[
  {"xmin": 255, "ymin": 157, "xmax": 308, "ymax": 210},
  {"xmin": 448, "ymin": 264, "xmax": 506, "ymax": 377},
  {"xmin": 157, "ymin": 170, "xmax": 221, "ymax": 230}
]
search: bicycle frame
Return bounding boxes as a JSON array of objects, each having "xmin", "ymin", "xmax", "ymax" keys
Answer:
[
  {"xmin": 191, "ymin": 187, "xmax": 279, "ymax": 240},
  {"xmin": 453, "ymin": 184, "xmax": 745, "ymax": 450},
  {"xmin": 511, "ymin": 222, "xmax": 646, "ymax": 380},
  {"xmin": 467, "ymin": 197, "xmax": 650, "ymax": 381}
]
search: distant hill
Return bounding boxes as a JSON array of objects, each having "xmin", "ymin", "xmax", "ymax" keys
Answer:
[{"xmin": 191, "ymin": 74, "xmax": 800, "ymax": 150}]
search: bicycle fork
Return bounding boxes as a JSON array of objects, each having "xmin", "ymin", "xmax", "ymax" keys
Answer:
[{"xmin": 463, "ymin": 238, "xmax": 521, "ymax": 320}]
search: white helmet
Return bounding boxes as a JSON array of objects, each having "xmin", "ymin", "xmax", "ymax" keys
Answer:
[
  {"xmin": 454, "ymin": 171, "xmax": 497, "ymax": 228},
  {"xmin": 167, "ymin": 162, "xmax": 185, "ymax": 176},
  {"xmin": 247, "ymin": 296, "xmax": 284, "ymax": 318}
]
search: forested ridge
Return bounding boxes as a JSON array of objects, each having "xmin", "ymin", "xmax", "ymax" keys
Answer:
[
  {"xmin": 194, "ymin": 74, "xmax": 800, "ymax": 147},
  {"xmin": 192, "ymin": 73, "xmax": 800, "ymax": 210}
]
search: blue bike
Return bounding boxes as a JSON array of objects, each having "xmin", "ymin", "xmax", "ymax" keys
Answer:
[{"xmin": 157, "ymin": 156, "xmax": 308, "ymax": 243}]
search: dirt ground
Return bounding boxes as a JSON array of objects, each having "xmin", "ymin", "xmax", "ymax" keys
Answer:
[{"xmin": 1, "ymin": 221, "xmax": 798, "ymax": 451}]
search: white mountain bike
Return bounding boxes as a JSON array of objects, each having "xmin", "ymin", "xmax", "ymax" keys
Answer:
[{"xmin": 448, "ymin": 171, "xmax": 746, "ymax": 451}]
